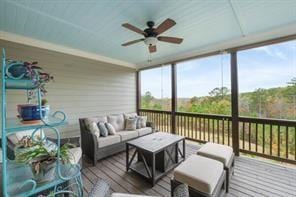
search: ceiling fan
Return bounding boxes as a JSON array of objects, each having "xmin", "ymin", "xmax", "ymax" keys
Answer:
[{"xmin": 121, "ymin": 18, "xmax": 183, "ymax": 53}]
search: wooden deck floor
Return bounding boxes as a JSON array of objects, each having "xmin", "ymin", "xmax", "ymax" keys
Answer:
[{"xmin": 82, "ymin": 142, "xmax": 296, "ymax": 197}]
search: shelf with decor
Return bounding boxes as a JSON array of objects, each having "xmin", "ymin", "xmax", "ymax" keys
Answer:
[{"xmin": 1, "ymin": 48, "xmax": 83, "ymax": 197}]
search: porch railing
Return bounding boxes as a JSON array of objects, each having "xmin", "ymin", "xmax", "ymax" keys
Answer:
[{"xmin": 139, "ymin": 109, "xmax": 296, "ymax": 164}]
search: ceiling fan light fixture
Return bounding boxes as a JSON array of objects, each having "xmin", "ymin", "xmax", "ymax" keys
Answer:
[{"xmin": 144, "ymin": 37, "xmax": 157, "ymax": 46}]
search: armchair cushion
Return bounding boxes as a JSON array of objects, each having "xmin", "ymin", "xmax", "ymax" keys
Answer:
[{"xmin": 68, "ymin": 147, "xmax": 82, "ymax": 164}]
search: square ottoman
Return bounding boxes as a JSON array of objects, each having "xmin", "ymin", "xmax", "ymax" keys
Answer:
[
  {"xmin": 171, "ymin": 155, "xmax": 226, "ymax": 197},
  {"xmin": 197, "ymin": 142, "xmax": 234, "ymax": 192}
]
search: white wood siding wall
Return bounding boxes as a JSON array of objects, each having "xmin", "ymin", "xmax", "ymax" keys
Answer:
[{"xmin": 0, "ymin": 40, "xmax": 136, "ymax": 137}]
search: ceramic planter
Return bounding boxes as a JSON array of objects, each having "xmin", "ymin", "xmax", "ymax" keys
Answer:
[{"xmin": 17, "ymin": 104, "xmax": 47, "ymax": 121}]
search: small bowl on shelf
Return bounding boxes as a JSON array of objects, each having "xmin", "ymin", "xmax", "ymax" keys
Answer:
[{"xmin": 17, "ymin": 104, "xmax": 47, "ymax": 121}]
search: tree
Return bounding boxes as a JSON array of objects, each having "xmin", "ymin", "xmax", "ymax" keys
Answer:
[
  {"xmin": 141, "ymin": 91, "xmax": 154, "ymax": 108},
  {"xmin": 208, "ymin": 87, "xmax": 230, "ymax": 98}
]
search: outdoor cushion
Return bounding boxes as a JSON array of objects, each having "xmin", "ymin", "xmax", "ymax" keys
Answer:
[
  {"xmin": 108, "ymin": 114, "xmax": 125, "ymax": 132},
  {"xmin": 105, "ymin": 122, "xmax": 116, "ymax": 135},
  {"xmin": 125, "ymin": 118, "xmax": 137, "ymax": 130},
  {"xmin": 173, "ymin": 155, "xmax": 223, "ymax": 194},
  {"xmin": 68, "ymin": 147, "xmax": 82, "ymax": 164},
  {"xmin": 85, "ymin": 116, "xmax": 107, "ymax": 133},
  {"xmin": 98, "ymin": 122, "xmax": 109, "ymax": 137},
  {"xmin": 123, "ymin": 112, "xmax": 138, "ymax": 119},
  {"xmin": 89, "ymin": 122, "xmax": 100, "ymax": 137},
  {"xmin": 117, "ymin": 131, "xmax": 138, "ymax": 141},
  {"xmin": 97, "ymin": 135, "xmax": 121, "ymax": 148},
  {"xmin": 8, "ymin": 129, "xmax": 44, "ymax": 144},
  {"xmin": 137, "ymin": 116, "xmax": 147, "ymax": 128},
  {"xmin": 136, "ymin": 127, "xmax": 152, "ymax": 136},
  {"xmin": 197, "ymin": 142, "xmax": 233, "ymax": 166}
]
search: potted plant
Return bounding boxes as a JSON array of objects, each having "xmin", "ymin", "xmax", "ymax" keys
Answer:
[
  {"xmin": 15, "ymin": 136, "xmax": 75, "ymax": 183},
  {"xmin": 10, "ymin": 61, "xmax": 54, "ymax": 122}
]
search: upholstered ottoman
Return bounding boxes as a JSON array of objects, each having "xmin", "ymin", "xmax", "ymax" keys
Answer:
[
  {"xmin": 171, "ymin": 155, "xmax": 226, "ymax": 197},
  {"xmin": 197, "ymin": 142, "xmax": 234, "ymax": 192}
]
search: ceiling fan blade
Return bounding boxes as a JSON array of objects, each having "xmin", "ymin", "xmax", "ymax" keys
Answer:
[
  {"xmin": 122, "ymin": 39, "xmax": 144, "ymax": 46},
  {"xmin": 122, "ymin": 23, "xmax": 147, "ymax": 36},
  {"xmin": 158, "ymin": 36, "xmax": 183, "ymax": 44},
  {"xmin": 155, "ymin": 18, "xmax": 176, "ymax": 35},
  {"xmin": 149, "ymin": 45, "xmax": 156, "ymax": 53}
]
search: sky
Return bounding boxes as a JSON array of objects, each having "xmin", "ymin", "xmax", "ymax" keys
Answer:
[{"xmin": 141, "ymin": 40, "xmax": 296, "ymax": 99}]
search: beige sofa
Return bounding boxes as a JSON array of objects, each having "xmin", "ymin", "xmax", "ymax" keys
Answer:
[{"xmin": 79, "ymin": 113, "xmax": 154, "ymax": 166}]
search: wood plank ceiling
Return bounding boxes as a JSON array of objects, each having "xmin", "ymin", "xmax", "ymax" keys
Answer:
[{"xmin": 0, "ymin": 0, "xmax": 296, "ymax": 68}]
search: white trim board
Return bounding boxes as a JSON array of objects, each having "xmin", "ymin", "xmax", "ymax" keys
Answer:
[{"xmin": 0, "ymin": 31, "xmax": 136, "ymax": 68}]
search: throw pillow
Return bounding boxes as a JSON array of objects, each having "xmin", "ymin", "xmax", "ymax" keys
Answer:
[
  {"xmin": 97, "ymin": 122, "xmax": 109, "ymax": 137},
  {"xmin": 105, "ymin": 122, "xmax": 116, "ymax": 135},
  {"xmin": 85, "ymin": 118, "xmax": 99, "ymax": 133},
  {"xmin": 173, "ymin": 183, "xmax": 189, "ymax": 197},
  {"xmin": 89, "ymin": 122, "xmax": 100, "ymax": 138},
  {"xmin": 137, "ymin": 116, "xmax": 147, "ymax": 128},
  {"xmin": 136, "ymin": 117, "xmax": 142, "ymax": 129},
  {"xmin": 125, "ymin": 118, "xmax": 137, "ymax": 131}
]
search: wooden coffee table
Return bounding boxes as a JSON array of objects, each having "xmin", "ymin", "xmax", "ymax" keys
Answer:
[{"xmin": 126, "ymin": 132, "xmax": 185, "ymax": 186}]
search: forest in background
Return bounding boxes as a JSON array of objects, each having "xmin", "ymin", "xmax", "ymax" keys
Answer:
[
  {"xmin": 140, "ymin": 77, "xmax": 296, "ymax": 159},
  {"xmin": 141, "ymin": 77, "xmax": 296, "ymax": 120}
]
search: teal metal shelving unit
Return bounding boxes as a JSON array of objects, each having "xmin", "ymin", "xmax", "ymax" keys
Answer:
[{"xmin": 1, "ymin": 48, "xmax": 83, "ymax": 196}]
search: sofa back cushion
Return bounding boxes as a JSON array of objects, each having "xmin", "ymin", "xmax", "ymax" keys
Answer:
[
  {"xmin": 107, "ymin": 114, "xmax": 125, "ymax": 132},
  {"xmin": 123, "ymin": 112, "xmax": 137, "ymax": 120},
  {"xmin": 83, "ymin": 116, "xmax": 107, "ymax": 133}
]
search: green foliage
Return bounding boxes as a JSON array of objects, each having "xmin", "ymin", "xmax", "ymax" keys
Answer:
[{"xmin": 141, "ymin": 78, "xmax": 296, "ymax": 120}]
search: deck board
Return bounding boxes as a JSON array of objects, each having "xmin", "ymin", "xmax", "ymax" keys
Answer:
[{"xmin": 82, "ymin": 141, "xmax": 296, "ymax": 197}]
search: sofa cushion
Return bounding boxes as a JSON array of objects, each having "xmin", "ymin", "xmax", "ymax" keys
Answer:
[
  {"xmin": 125, "ymin": 118, "xmax": 137, "ymax": 130},
  {"xmin": 173, "ymin": 155, "xmax": 223, "ymax": 194},
  {"xmin": 108, "ymin": 114, "xmax": 125, "ymax": 132},
  {"xmin": 85, "ymin": 116, "xmax": 107, "ymax": 133},
  {"xmin": 137, "ymin": 116, "xmax": 147, "ymax": 128},
  {"xmin": 89, "ymin": 122, "xmax": 100, "ymax": 138},
  {"xmin": 123, "ymin": 112, "xmax": 138, "ymax": 119},
  {"xmin": 197, "ymin": 142, "xmax": 233, "ymax": 166},
  {"xmin": 68, "ymin": 147, "xmax": 82, "ymax": 164},
  {"xmin": 117, "ymin": 131, "xmax": 138, "ymax": 141},
  {"xmin": 137, "ymin": 127, "xmax": 152, "ymax": 136},
  {"xmin": 97, "ymin": 135, "xmax": 121, "ymax": 148},
  {"xmin": 8, "ymin": 130, "xmax": 44, "ymax": 144},
  {"xmin": 98, "ymin": 122, "xmax": 109, "ymax": 137},
  {"xmin": 105, "ymin": 122, "xmax": 116, "ymax": 135}
]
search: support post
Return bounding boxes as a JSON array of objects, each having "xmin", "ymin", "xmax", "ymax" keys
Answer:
[
  {"xmin": 231, "ymin": 52, "xmax": 240, "ymax": 156},
  {"xmin": 171, "ymin": 63, "xmax": 177, "ymax": 134},
  {"xmin": 136, "ymin": 71, "xmax": 141, "ymax": 115}
]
